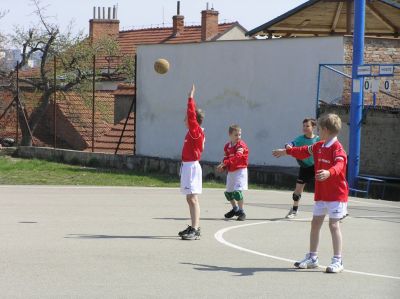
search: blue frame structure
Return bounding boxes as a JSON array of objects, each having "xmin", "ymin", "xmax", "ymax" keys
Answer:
[{"xmin": 316, "ymin": 62, "xmax": 399, "ymax": 194}]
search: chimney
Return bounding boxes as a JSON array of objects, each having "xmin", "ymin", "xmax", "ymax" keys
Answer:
[
  {"xmin": 89, "ymin": 6, "xmax": 120, "ymax": 44},
  {"xmin": 201, "ymin": 4, "xmax": 219, "ymax": 41},
  {"xmin": 172, "ymin": 1, "xmax": 184, "ymax": 36}
]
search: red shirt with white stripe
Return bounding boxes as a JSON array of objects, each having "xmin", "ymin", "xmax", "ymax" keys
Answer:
[
  {"xmin": 182, "ymin": 97, "xmax": 205, "ymax": 162},
  {"xmin": 223, "ymin": 140, "xmax": 249, "ymax": 172},
  {"xmin": 286, "ymin": 137, "xmax": 348, "ymax": 202}
]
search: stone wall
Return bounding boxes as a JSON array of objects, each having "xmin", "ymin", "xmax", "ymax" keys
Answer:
[{"xmin": 319, "ymin": 104, "xmax": 400, "ymax": 177}]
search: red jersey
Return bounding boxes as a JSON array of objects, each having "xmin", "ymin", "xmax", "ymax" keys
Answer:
[
  {"xmin": 181, "ymin": 97, "xmax": 205, "ymax": 162},
  {"xmin": 223, "ymin": 140, "xmax": 249, "ymax": 172},
  {"xmin": 286, "ymin": 137, "xmax": 348, "ymax": 202}
]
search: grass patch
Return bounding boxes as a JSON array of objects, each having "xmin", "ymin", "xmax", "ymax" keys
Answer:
[{"xmin": 0, "ymin": 156, "xmax": 233, "ymax": 188}]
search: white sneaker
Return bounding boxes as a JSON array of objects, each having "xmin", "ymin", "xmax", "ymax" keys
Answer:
[
  {"xmin": 326, "ymin": 257, "xmax": 344, "ymax": 273},
  {"xmin": 294, "ymin": 254, "xmax": 319, "ymax": 269},
  {"xmin": 286, "ymin": 208, "xmax": 298, "ymax": 219}
]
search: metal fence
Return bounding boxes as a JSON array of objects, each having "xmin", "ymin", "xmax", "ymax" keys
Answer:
[{"xmin": 0, "ymin": 55, "xmax": 136, "ymax": 155}]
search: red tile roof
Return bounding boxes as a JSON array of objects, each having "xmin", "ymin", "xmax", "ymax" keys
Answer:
[
  {"xmin": 118, "ymin": 23, "xmax": 237, "ymax": 57},
  {"xmin": 89, "ymin": 113, "xmax": 134, "ymax": 154},
  {"xmin": 56, "ymin": 91, "xmax": 114, "ymax": 145}
]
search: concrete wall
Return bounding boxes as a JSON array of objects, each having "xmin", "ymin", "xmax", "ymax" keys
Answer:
[
  {"xmin": 136, "ymin": 37, "xmax": 344, "ymax": 166},
  {"xmin": 319, "ymin": 105, "xmax": 400, "ymax": 177}
]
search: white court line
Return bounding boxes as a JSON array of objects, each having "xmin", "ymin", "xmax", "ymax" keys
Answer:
[{"xmin": 214, "ymin": 220, "xmax": 400, "ymax": 280}]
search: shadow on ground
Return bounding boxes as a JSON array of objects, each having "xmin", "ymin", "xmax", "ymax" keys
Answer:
[
  {"xmin": 65, "ymin": 234, "xmax": 179, "ymax": 240},
  {"xmin": 181, "ymin": 262, "xmax": 318, "ymax": 276}
]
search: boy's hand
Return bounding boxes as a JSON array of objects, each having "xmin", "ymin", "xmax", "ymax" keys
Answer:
[
  {"xmin": 316, "ymin": 169, "xmax": 330, "ymax": 181},
  {"xmin": 188, "ymin": 84, "xmax": 195, "ymax": 98},
  {"xmin": 272, "ymin": 149, "xmax": 287, "ymax": 158},
  {"xmin": 216, "ymin": 163, "xmax": 225, "ymax": 173}
]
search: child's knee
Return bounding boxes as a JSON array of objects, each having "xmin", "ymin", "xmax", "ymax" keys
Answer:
[
  {"xmin": 224, "ymin": 191, "xmax": 233, "ymax": 201},
  {"xmin": 329, "ymin": 219, "xmax": 340, "ymax": 230},
  {"xmin": 232, "ymin": 191, "xmax": 243, "ymax": 201},
  {"xmin": 225, "ymin": 191, "xmax": 243, "ymax": 201}
]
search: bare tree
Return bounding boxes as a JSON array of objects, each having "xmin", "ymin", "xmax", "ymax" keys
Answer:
[{"xmin": 1, "ymin": 0, "xmax": 133, "ymax": 146}]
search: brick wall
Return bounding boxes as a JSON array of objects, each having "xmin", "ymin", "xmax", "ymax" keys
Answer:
[
  {"xmin": 342, "ymin": 37, "xmax": 400, "ymax": 107},
  {"xmin": 89, "ymin": 19, "xmax": 120, "ymax": 44},
  {"xmin": 201, "ymin": 9, "xmax": 219, "ymax": 41}
]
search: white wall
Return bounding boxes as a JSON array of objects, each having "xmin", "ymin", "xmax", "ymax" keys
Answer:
[
  {"xmin": 216, "ymin": 26, "xmax": 249, "ymax": 40},
  {"xmin": 136, "ymin": 37, "xmax": 344, "ymax": 166}
]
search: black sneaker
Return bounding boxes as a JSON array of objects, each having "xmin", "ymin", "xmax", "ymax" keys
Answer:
[
  {"xmin": 224, "ymin": 209, "xmax": 239, "ymax": 219},
  {"xmin": 181, "ymin": 227, "xmax": 201, "ymax": 240},
  {"xmin": 236, "ymin": 211, "xmax": 246, "ymax": 221},
  {"xmin": 178, "ymin": 225, "xmax": 192, "ymax": 237}
]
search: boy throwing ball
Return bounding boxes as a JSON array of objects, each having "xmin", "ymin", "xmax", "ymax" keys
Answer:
[
  {"xmin": 273, "ymin": 114, "xmax": 348, "ymax": 273},
  {"xmin": 179, "ymin": 84, "xmax": 205, "ymax": 240},
  {"xmin": 217, "ymin": 125, "xmax": 249, "ymax": 221}
]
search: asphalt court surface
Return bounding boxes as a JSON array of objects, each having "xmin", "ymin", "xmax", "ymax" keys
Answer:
[{"xmin": 0, "ymin": 186, "xmax": 399, "ymax": 298}]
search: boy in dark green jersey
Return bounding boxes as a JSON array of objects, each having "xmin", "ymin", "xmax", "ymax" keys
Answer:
[{"xmin": 285, "ymin": 118, "xmax": 320, "ymax": 218}]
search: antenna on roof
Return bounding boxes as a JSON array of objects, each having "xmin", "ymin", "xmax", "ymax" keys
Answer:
[
  {"xmin": 206, "ymin": 2, "xmax": 209, "ymax": 10},
  {"xmin": 162, "ymin": 6, "xmax": 165, "ymax": 27}
]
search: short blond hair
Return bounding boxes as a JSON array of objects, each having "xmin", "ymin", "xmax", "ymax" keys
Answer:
[
  {"xmin": 229, "ymin": 124, "xmax": 241, "ymax": 134},
  {"xmin": 318, "ymin": 113, "xmax": 342, "ymax": 134}
]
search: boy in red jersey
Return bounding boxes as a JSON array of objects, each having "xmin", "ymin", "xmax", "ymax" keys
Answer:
[
  {"xmin": 273, "ymin": 113, "xmax": 348, "ymax": 273},
  {"xmin": 179, "ymin": 84, "xmax": 205, "ymax": 240},
  {"xmin": 217, "ymin": 125, "xmax": 249, "ymax": 221}
]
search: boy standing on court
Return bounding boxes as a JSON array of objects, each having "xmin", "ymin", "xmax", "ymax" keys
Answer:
[
  {"xmin": 216, "ymin": 125, "xmax": 249, "ymax": 221},
  {"xmin": 273, "ymin": 113, "xmax": 348, "ymax": 273},
  {"xmin": 284, "ymin": 118, "xmax": 320, "ymax": 218},
  {"xmin": 179, "ymin": 84, "xmax": 205, "ymax": 240}
]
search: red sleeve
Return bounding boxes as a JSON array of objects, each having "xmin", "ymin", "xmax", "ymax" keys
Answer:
[
  {"xmin": 286, "ymin": 145, "xmax": 313, "ymax": 160},
  {"xmin": 187, "ymin": 98, "xmax": 200, "ymax": 138},
  {"xmin": 223, "ymin": 142, "xmax": 248, "ymax": 168},
  {"xmin": 328, "ymin": 147, "xmax": 347, "ymax": 176},
  {"xmin": 222, "ymin": 143, "xmax": 229, "ymax": 161}
]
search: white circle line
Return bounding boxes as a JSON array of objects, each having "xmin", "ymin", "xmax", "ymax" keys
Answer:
[{"xmin": 214, "ymin": 220, "xmax": 400, "ymax": 280}]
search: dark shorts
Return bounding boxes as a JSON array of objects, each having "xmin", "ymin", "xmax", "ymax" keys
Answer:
[{"xmin": 297, "ymin": 165, "xmax": 315, "ymax": 184}]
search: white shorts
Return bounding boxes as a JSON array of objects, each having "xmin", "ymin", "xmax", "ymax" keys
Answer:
[
  {"xmin": 180, "ymin": 161, "xmax": 202, "ymax": 195},
  {"xmin": 313, "ymin": 201, "xmax": 348, "ymax": 219},
  {"xmin": 226, "ymin": 168, "xmax": 248, "ymax": 192}
]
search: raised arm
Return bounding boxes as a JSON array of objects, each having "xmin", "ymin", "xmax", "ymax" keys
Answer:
[{"xmin": 186, "ymin": 84, "xmax": 200, "ymax": 137}]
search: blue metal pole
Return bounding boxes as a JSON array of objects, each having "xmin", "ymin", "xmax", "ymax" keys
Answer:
[{"xmin": 348, "ymin": 0, "xmax": 366, "ymax": 189}]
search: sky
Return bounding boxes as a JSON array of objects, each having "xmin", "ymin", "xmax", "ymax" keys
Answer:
[{"xmin": 0, "ymin": 0, "xmax": 305, "ymax": 36}]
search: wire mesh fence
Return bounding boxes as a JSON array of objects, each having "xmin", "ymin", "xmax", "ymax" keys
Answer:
[{"xmin": 0, "ymin": 55, "xmax": 136, "ymax": 155}]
